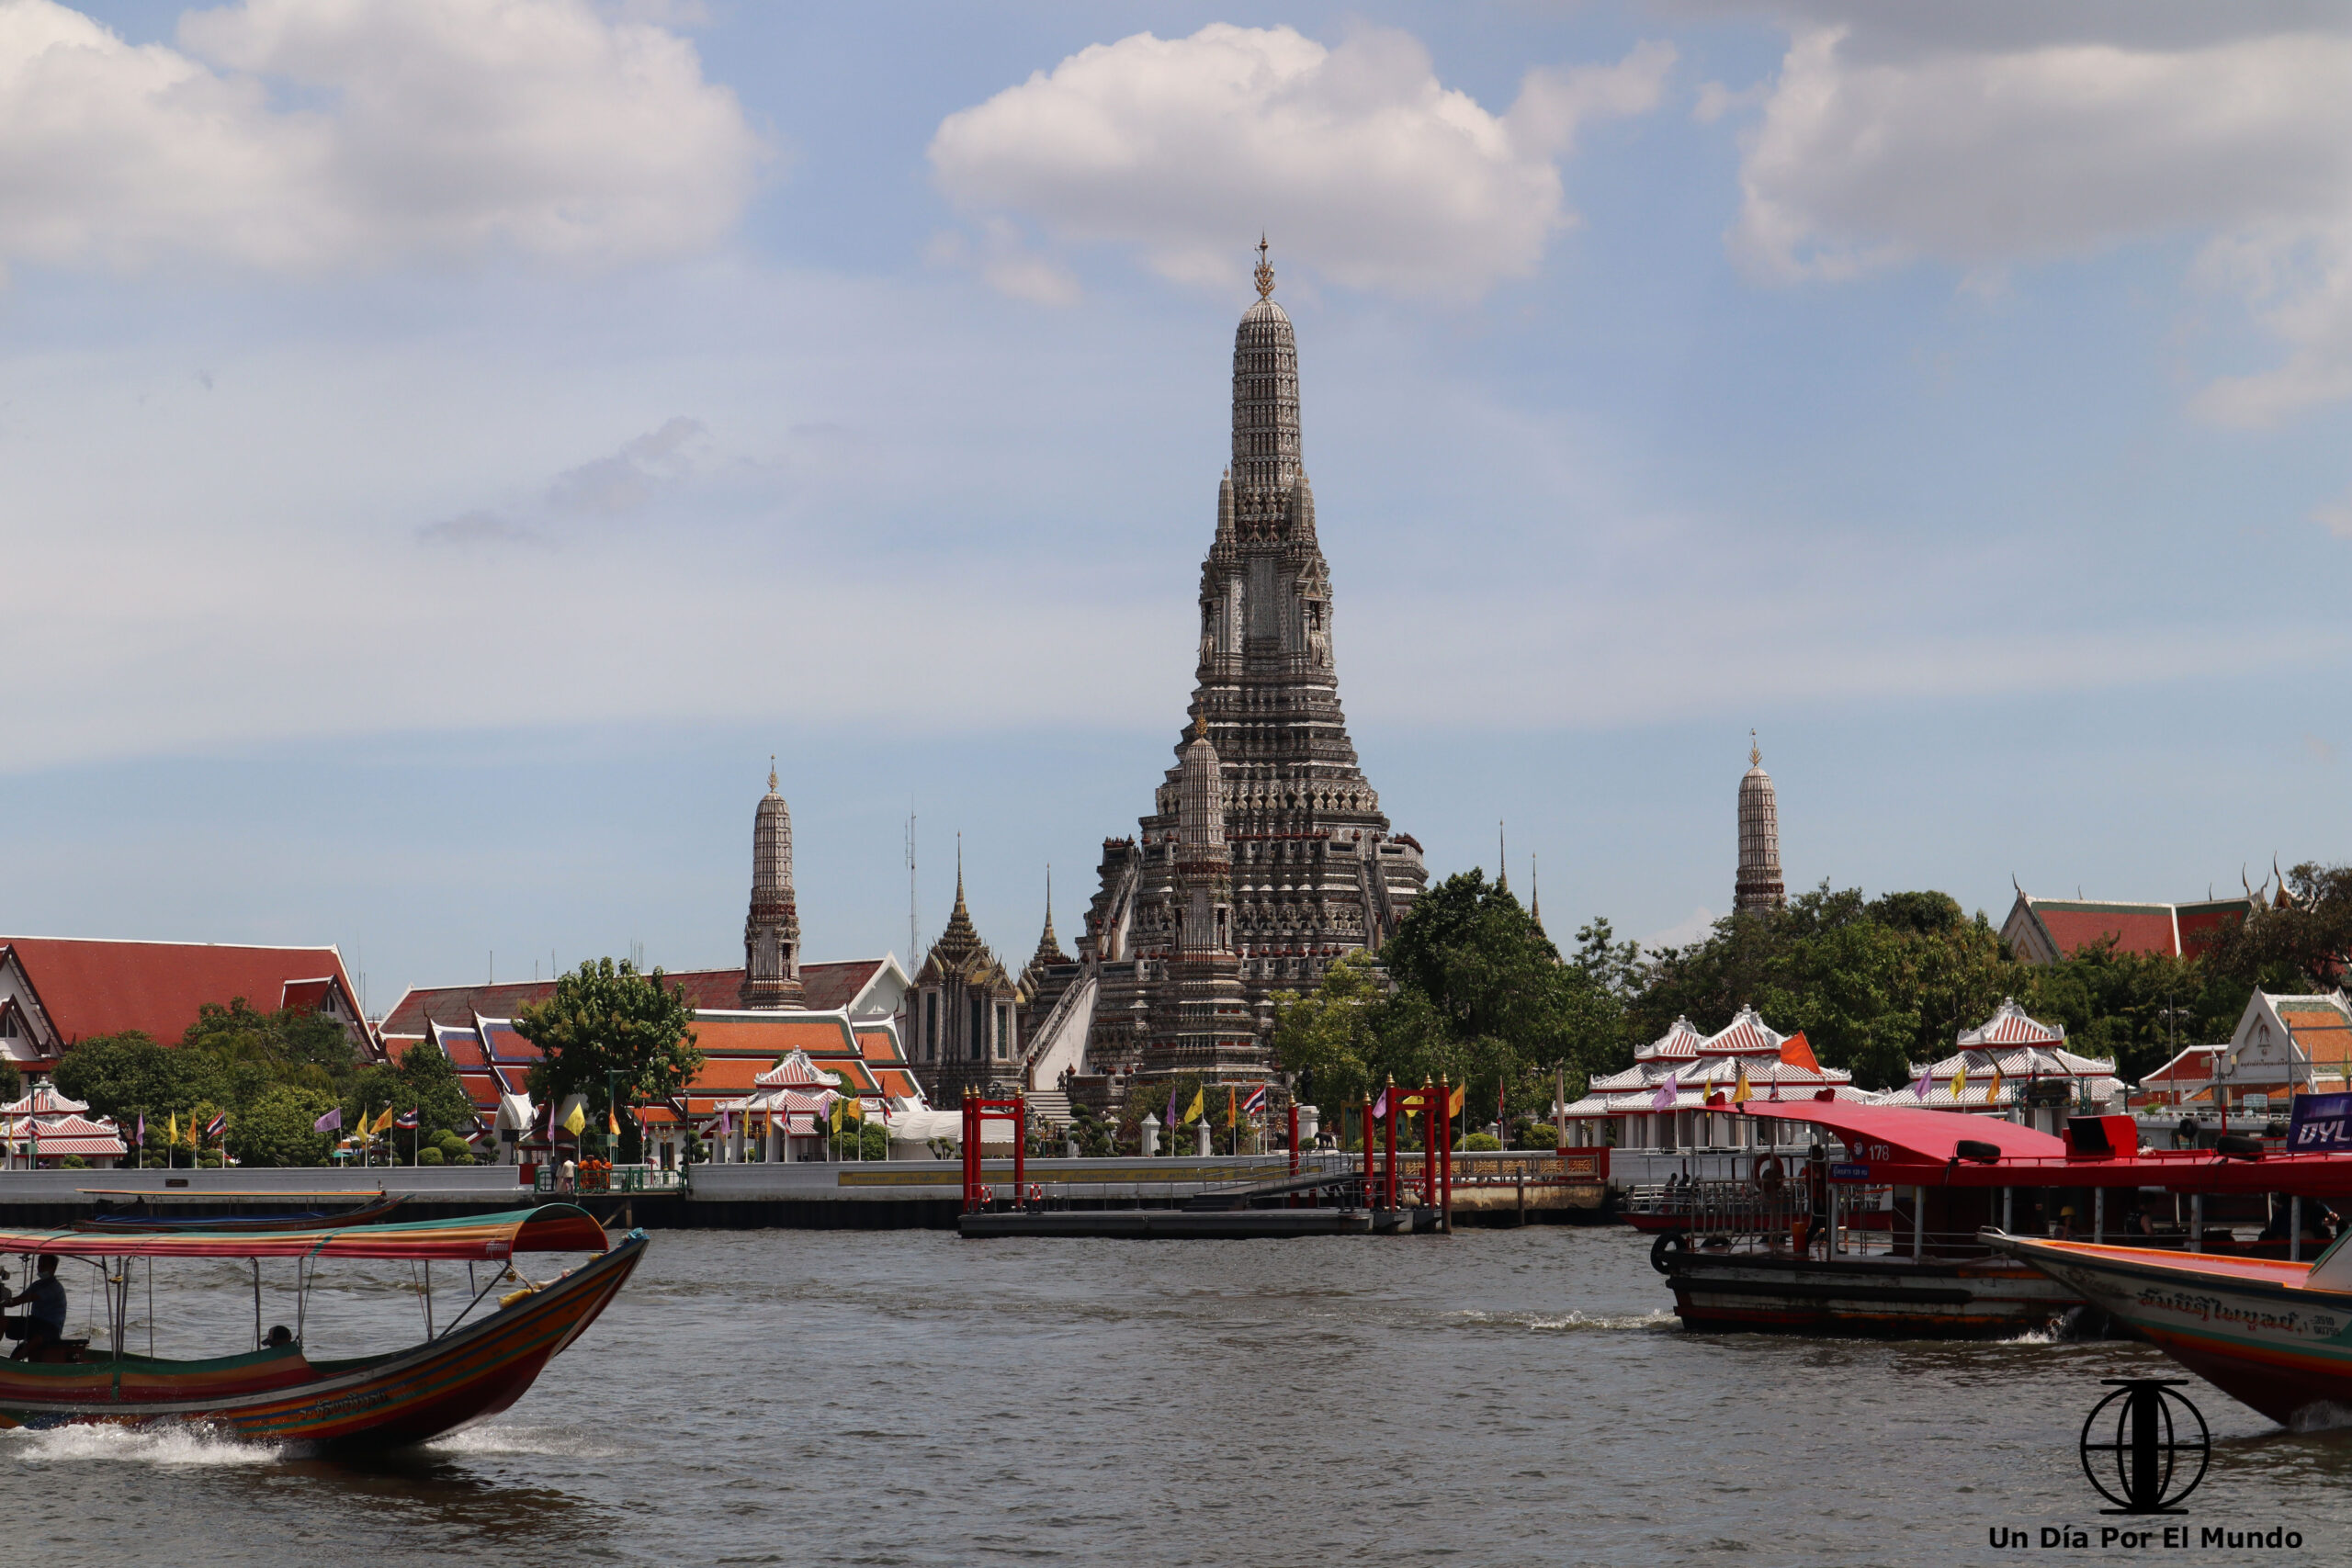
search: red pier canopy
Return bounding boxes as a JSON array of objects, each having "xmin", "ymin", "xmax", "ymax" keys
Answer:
[{"xmin": 1736, "ymin": 1100, "xmax": 2064, "ymax": 1164}]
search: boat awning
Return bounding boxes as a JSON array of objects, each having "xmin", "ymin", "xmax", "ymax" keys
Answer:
[
  {"xmin": 1735, "ymin": 1100, "xmax": 2067, "ymax": 1163},
  {"xmin": 0, "ymin": 1204, "xmax": 611, "ymax": 1260}
]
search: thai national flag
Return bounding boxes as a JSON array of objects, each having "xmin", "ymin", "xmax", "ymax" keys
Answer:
[
  {"xmin": 1242, "ymin": 1086, "xmax": 1268, "ymax": 1119},
  {"xmin": 204, "ymin": 1112, "xmax": 226, "ymax": 1140},
  {"xmin": 395, "ymin": 1110, "xmax": 419, "ymax": 1131}
]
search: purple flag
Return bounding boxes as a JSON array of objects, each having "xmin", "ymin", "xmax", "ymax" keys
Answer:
[
  {"xmin": 1650, "ymin": 1073, "xmax": 1679, "ymax": 1111},
  {"xmin": 1164, "ymin": 1084, "xmax": 1178, "ymax": 1129},
  {"xmin": 1910, "ymin": 1065, "xmax": 1933, "ymax": 1100},
  {"xmin": 314, "ymin": 1106, "xmax": 342, "ymax": 1134},
  {"xmin": 136, "ymin": 1112, "xmax": 146, "ymax": 1147},
  {"xmin": 1370, "ymin": 1088, "xmax": 1388, "ymax": 1121}
]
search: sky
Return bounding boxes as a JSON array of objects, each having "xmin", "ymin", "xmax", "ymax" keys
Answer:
[{"xmin": 4, "ymin": 0, "xmax": 2350, "ymax": 1013}]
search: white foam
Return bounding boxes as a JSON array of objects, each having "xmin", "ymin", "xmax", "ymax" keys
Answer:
[
  {"xmin": 425, "ymin": 1424, "xmax": 620, "ymax": 1460},
  {"xmin": 2289, "ymin": 1401, "xmax": 2352, "ymax": 1433},
  {"xmin": 5, "ymin": 1422, "xmax": 279, "ymax": 1467},
  {"xmin": 1525, "ymin": 1309, "xmax": 1679, "ymax": 1333}
]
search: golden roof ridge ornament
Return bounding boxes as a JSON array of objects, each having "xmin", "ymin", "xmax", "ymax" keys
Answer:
[
  {"xmin": 769, "ymin": 754, "xmax": 778, "ymax": 792},
  {"xmin": 1254, "ymin": 234, "xmax": 1275, "ymax": 300},
  {"xmin": 1749, "ymin": 728, "xmax": 1760, "ymax": 769}
]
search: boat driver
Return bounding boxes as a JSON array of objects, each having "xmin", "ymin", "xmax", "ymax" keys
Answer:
[{"xmin": 3, "ymin": 1256, "xmax": 68, "ymax": 1361}]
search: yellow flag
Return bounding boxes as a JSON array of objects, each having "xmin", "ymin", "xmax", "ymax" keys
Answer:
[
  {"xmin": 607, "ymin": 1109, "xmax": 619, "ymax": 1136},
  {"xmin": 561, "ymin": 1100, "xmax": 586, "ymax": 1135},
  {"xmin": 1951, "ymin": 1059, "xmax": 1970, "ymax": 1103},
  {"xmin": 828, "ymin": 1096, "xmax": 844, "ymax": 1131},
  {"xmin": 167, "ymin": 1111, "xmax": 178, "ymax": 1145},
  {"xmin": 842, "ymin": 1096, "xmax": 863, "ymax": 1123},
  {"xmin": 1448, "ymin": 1084, "xmax": 1465, "ymax": 1118},
  {"xmin": 1732, "ymin": 1064, "xmax": 1752, "ymax": 1105},
  {"xmin": 1988, "ymin": 1059, "xmax": 2005, "ymax": 1106},
  {"xmin": 1182, "ymin": 1087, "xmax": 1204, "ymax": 1126},
  {"xmin": 1225, "ymin": 1087, "xmax": 1237, "ymax": 1130}
]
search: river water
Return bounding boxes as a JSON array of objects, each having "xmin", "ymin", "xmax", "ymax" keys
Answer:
[{"xmin": 0, "ymin": 1225, "xmax": 2342, "ymax": 1565}]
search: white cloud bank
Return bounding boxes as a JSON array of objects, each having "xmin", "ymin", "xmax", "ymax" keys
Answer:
[
  {"xmin": 929, "ymin": 24, "xmax": 1674, "ymax": 301},
  {"xmin": 1721, "ymin": 8, "xmax": 2352, "ymax": 425},
  {"xmin": 0, "ymin": 0, "xmax": 763, "ymax": 276}
]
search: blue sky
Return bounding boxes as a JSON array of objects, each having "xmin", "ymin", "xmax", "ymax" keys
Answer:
[{"xmin": 4, "ymin": 1, "xmax": 2349, "ymax": 1011}]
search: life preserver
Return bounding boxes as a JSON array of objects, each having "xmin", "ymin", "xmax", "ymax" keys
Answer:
[
  {"xmin": 1650, "ymin": 1229, "xmax": 1689, "ymax": 1274},
  {"xmin": 1756, "ymin": 1156, "xmax": 1786, "ymax": 1195}
]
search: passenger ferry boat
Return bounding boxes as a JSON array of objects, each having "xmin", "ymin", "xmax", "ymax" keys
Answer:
[
  {"xmin": 1647, "ymin": 1100, "xmax": 2352, "ymax": 1338},
  {"xmin": 0, "ymin": 1204, "xmax": 639, "ymax": 1449},
  {"xmin": 1989, "ymin": 1229, "xmax": 2352, "ymax": 1427}
]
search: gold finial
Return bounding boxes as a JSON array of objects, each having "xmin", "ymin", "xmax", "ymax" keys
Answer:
[
  {"xmin": 1253, "ymin": 234, "xmax": 1275, "ymax": 300},
  {"xmin": 768, "ymin": 754, "xmax": 778, "ymax": 793},
  {"xmin": 1749, "ymin": 728, "xmax": 1760, "ymax": 768}
]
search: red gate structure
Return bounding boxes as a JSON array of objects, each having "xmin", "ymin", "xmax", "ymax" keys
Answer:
[
  {"xmin": 961, "ymin": 1094, "xmax": 1027, "ymax": 1213},
  {"xmin": 1359, "ymin": 1077, "xmax": 1453, "ymax": 1231}
]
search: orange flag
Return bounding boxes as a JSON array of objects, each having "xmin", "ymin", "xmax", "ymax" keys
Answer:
[{"xmin": 1779, "ymin": 1032, "xmax": 1820, "ymax": 1073}]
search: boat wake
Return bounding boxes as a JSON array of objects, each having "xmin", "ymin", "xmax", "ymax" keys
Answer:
[
  {"xmin": 426, "ymin": 1423, "xmax": 623, "ymax": 1461},
  {"xmin": 4, "ymin": 1422, "xmax": 279, "ymax": 1467},
  {"xmin": 2288, "ymin": 1402, "xmax": 2352, "ymax": 1434},
  {"xmin": 1453, "ymin": 1307, "xmax": 1677, "ymax": 1334}
]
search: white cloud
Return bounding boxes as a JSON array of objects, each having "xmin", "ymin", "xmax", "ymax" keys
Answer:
[
  {"xmin": 2313, "ymin": 482, "xmax": 2352, "ymax": 540},
  {"xmin": 1722, "ymin": 13, "xmax": 2352, "ymax": 423},
  {"xmin": 0, "ymin": 0, "xmax": 763, "ymax": 277},
  {"xmin": 928, "ymin": 24, "xmax": 1672, "ymax": 301},
  {"xmin": 545, "ymin": 415, "xmax": 704, "ymax": 515}
]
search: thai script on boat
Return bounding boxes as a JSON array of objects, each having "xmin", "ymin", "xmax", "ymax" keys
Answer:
[{"xmin": 2135, "ymin": 1284, "xmax": 2310, "ymax": 1336}]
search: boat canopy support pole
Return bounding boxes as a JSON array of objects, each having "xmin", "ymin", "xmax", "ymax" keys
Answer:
[
  {"xmin": 252, "ymin": 1259, "xmax": 262, "ymax": 1351},
  {"xmin": 2095, "ymin": 1188, "xmax": 2105, "ymax": 1246},
  {"xmin": 1913, "ymin": 1186, "xmax": 1924, "ymax": 1262},
  {"xmin": 435, "ymin": 1266, "xmax": 510, "ymax": 1341},
  {"xmin": 2002, "ymin": 1188, "xmax": 2012, "ymax": 1234},
  {"xmin": 2294, "ymin": 1197, "xmax": 2304, "ymax": 1263},
  {"xmin": 2191, "ymin": 1193, "xmax": 2203, "ymax": 1254}
]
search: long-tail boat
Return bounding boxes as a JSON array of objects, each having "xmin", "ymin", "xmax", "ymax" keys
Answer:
[
  {"xmin": 0, "ymin": 1203, "xmax": 641, "ymax": 1450},
  {"xmin": 1986, "ymin": 1229, "xmax": 2352, "ymax": 1427},
  {"xmin": 74, "ymin": 1193, "xmax": 407, "ymax": 1233},
  {"xmin": 1647, "ymin": 1100, "xmax": 2352, "ymax": 1338}
]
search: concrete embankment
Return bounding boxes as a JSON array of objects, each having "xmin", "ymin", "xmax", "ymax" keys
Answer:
[{"xmin": 0, "ymin": 1152, "xmax": 1611, "ymax": 1231}]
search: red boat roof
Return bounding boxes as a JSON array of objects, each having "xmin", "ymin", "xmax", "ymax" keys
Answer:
[{"xmin": 1736, "ymin": 1100, "xmax": 2066, "ymax": 1162}]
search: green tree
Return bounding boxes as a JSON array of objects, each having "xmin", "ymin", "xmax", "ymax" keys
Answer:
[
  {"xmin": 1377, "ymin": 871, "xmax": 1623, "ymax": 1119},
  {"xmin": 0, "ymin": 1059, "xmax": 19, "ymax": 1106},
  {"xmin": 2207, "ymin": 863, "xmax": 2352, "ymax": 994},
  {"xmin": 1271, "ymin": 949, "xmax": 1387, "ymax": 1111},
  {"xmin": 514, "ymin": 958, "xmax": 702, "ymax": 1163},
  {"xmin": 226, "ymin": 1085, "xmax": 337, "ymax": 1167},
  {"xmin": 180, "ymin": 997, "xmax": 362, "ymax": 1097},
  {"xmin": 54, "ymin": 1032, "xmax": 217, "ymax": 1137}
]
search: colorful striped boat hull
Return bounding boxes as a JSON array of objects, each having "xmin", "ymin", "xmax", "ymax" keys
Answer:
[
  {"xmin": 1988, "ymin": 1231, "xmax": 2352, "ymax": 1427},
  {"xmin": 0, "ymin": 1231, "xmax": 645, "ymax": 1450}
]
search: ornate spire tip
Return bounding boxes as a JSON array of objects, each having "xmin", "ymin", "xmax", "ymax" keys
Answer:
[{"xmin": 1253, "ymin": 234, "xmax": 1275, "ymax": 300}]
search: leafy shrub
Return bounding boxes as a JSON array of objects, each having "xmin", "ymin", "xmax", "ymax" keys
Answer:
[
  {"xmin": 59, "ymin": 1155, "xmax": 87, "ymax": 1169},
  {"xmin": 449, "ymin": 1151, "xmax": 475, "ymax": 1165},
  {"xmin": 1513, "ymin": 1121, "xmax": 1561, "ymax": 1150},
  {"xmin": 417, "ymin": 1146, "xmax": 445, "ymax": 1166},
  {"xmin": 1458, "ymin": 1132, "xmax": 1503, "ymax": 1152}
]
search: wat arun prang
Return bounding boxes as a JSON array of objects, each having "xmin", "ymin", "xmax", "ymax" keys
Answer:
[{"xmin": 1071, "ymin": 244, "xmax": 1428, "ymax": 1101}]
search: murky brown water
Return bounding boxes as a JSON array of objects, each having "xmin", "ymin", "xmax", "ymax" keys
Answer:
[{"xmin": 0, "ymin": 1226, "xmax": 2341, "ymax": 1565}]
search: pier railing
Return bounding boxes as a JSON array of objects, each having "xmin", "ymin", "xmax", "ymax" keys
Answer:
[{"xmin": 534, "ymin": 1164, "xmax": 686, "ymax": 1195}]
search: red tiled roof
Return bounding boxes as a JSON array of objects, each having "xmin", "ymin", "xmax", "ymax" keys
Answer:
[
  {"xmin": 1, "ymin": 937, "xmax": 364, "ymax": 1050},
  {"xmin": 2031, "ymin": 904, "xmax": 2181, "ymax": 958},
  {"xmin": 380, "ymin": 960, "xmax": 890, "ymax": 1035},
  {"xmin": 2281, "ymin": 1010, "xmax": 2352, "ymax": 1070},
  {"xmin": 691, "ymin": 1014, "xmax": 858, "ymax": 1056}
]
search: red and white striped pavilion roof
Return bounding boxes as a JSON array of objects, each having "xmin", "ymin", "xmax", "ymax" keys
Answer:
[{"xmin": 1956, "ymin": 997, "xmax": 2064, "ymax": 1048}]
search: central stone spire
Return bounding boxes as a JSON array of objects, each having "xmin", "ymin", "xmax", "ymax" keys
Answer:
[{"xmin": 1076, "ymin": 242, "xmax": 1429, "ymax": 1093}]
